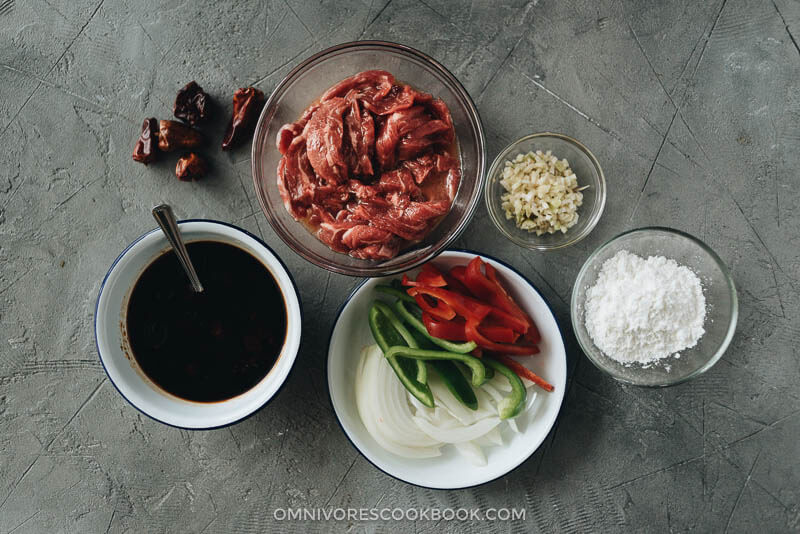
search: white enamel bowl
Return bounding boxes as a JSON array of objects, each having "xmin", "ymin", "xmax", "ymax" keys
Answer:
[
  {"xmin": 95, "ymin": 220, "xmax": 302, "ymax": 429},
  {"xmin": 327, "ymin": 250, "xmax": 567, "ymax": 488}
]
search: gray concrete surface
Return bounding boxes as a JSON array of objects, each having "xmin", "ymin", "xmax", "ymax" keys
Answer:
[{"xmin": 1, "ymin": 0, "xmax": 799, "ymax": 532}]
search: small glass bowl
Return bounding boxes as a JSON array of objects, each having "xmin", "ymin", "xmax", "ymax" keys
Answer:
[
  {"xmin": 251, "ymin": 41, "xmax": 486, "ymax": 277},
  {"xmin": 484, "ymin": 133, "xmax": 606, "ymax": 250},
  {"xmin": 571, "ymin": 227, "xmax": 738, "ymax": 387}
]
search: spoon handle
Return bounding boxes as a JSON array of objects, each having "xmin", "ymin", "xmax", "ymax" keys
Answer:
[{"xmin": 152, "ymin": 204, "xmax": 204, "ymax": 293}]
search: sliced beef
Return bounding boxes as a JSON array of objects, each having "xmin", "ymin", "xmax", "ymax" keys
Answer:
[
  {"xmin": 403, "ymin": 154, "xmax": 435, "ymax": 184},
  {"xmin": 343, "ymin": 98, "xmax": 374, "ymax": 176},
  {"xmin": 277, "ymin": 135, "xmax": 316, "ymax": 219},
  {"xmin": 403, "ymin": 153, "xmax": 460, "ymax": 186},
  {"xmin": 305, "ymin": 98, "xmax": 351, "ymax": 184},
  {"xmin": 275, "ymin": 70, "xmax": 460, "ymax": 260},
  {"xmin": 349, "ymin": 240, "xmax": 401, "ymax": 260},
  {"xmin": 321, "ymin": 70, "xmax": 393, "ymax": 101},
  {"xmin": 375, "ymin": 106, "xmax": 429, "ymax": 169},
  {"xmin": 361, "ymin": 84, "xmax": 417, "ymax": 116},
  {"xmin": 445, "ymin": 167, "xmax": 461, "ymax": 202},
  {"xmin": 377, "ymin": 167, "xmax": 422, "ymax": 200},
  {"xmin": 341, "ymin": 225, "xmax": 394, "ymax": 249},
  {"xmin": 276, "ymin": 123, "xmax": 302, "ymax": 155},
  {"xmin": 351, "ymin": 200, "xmax": 449, "ymax": 242},
  {"xmin": 396, "ymin": 120, "xmax": 451, "ymax": 161},
  {"xmin": 276, "ymin": 103, "xmax": 321, "ymax": 155},
  {"xmin": 426, "ymin": 99, "xmax": 455, "ymax": 144}
]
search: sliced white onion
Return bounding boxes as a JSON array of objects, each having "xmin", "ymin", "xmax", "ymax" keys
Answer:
[
  {"xmin": 480, "ymin": 382, "xmax": 505, "ymax": 406},
  {"xmin": 488, "ymin": 373, "xmax": 513, "ymax": 392},
  {"xmin": 454, "ymin": 441, "xmax": 487, "ymax": 467},
  {"xmin": 473, "ymin": 387, "xmax": 500, "ymax": 419},
  {"xmin": 355, "ymin": 346, "xmax": 442, "ymax": 458},
  {"xmin": 373, "ymin": 349, "xmax": 439, "ymax": 447},
  {"xmin": 428, "ymin": 374, "xmax": 479, "ymax": 425},
  {"xmin": 474, "ymin": 425, "xmax": 503, "ymax": 447},
  {"xmin": 522, "ymin": 377, "xmax": 536, "ymax": 388},
  {"xmin": 408, "ymin": 395, "xmax": 434, "ymax": 420},
  {"xmin": 525, "ymin": 389, "xmax": 538, "ymax": 411},
  {"xmin": 354, "ymin": 344, "xmax": 536, "ymax": 464},
  {"xmin": 412, "ymin": 415, "xmax": 501, "ymax": 443}
]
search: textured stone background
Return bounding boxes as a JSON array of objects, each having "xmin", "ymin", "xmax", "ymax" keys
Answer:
[{"xmin": 2, "ymin": 0, "xmax": 799, "ymax": 532}]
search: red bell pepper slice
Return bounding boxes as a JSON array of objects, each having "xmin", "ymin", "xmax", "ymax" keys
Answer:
[
  {"xmin": 422, "ymin": 313, "xmax": 467, "ymax": 341},
  {"xmin": 463, "ymin": 257, "xmax": 497, "ymax": 301},
  {"xmin": 464, "ymin": 320, "xmax": 539, "ymax": 355},
  {"xmin": 487, "ymin": 307, "xmax": 529, "ymax": 334},
  {"xmin": 417, "ymin": 264, "xmax": 448, "ymax": 287},
  {"xmin": 414, "ymin": 294, "xmax": 456, "ymax": 321},
  {"xmin": 489, "ymin": 354, "xmax": 553, "ymax": 392},
  {"xmin": 406, "ymin": 286, "xmax": 492, "ymax": 323},
  {"xmin": 402, "ymin": 264, "xmax": 448, "ymax": 288},
  {"xmin": 447, "ymin": 266, "xmax": 474, "ymax": 296},
  {"xmin": 484, "ymin": 262, "xmax": 540, "ymax": 343},
  {"xmin": 478, "ymin": 325, "xmax": 519, "ymax": 344},
  {"xmin": 466, "ymin": 257, "xmax": 543, "ymax": 343},
  {"xmin": 442, "ymin": 269, "xmax": 471, "ymax": 294}
]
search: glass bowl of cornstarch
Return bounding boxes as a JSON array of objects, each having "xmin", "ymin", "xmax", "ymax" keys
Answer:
[{"xmin": 571, "ymin": 227, "xmax": 738, "ymax": 386}]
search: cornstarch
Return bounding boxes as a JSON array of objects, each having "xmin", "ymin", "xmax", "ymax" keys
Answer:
[{"xmin": 584, "ymin": 250, "xmax": 706, "ymax": 366}]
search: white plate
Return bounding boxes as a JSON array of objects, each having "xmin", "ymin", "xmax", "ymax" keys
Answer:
[{"xmin": 327, "ymin": 250, "xmax": 567, "ymax": 488}]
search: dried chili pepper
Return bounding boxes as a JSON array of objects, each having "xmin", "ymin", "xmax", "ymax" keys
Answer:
[
  {"xmin": 132, "ymin": 118, "xmax": 159, "ymax": 164},
  {"xmin": 158, "ymin": 120, "xmax": 203, "ymax": 152},
  {"xmin": 221, "ymin": 87, "xmax": 265, "ymax": 151},
  {"xmin": 173, "ymin": 81, "xmax": 210, "ymax": 126},
  {"xmin": 175, "ymin": 153, "xmax": 207, "ymax": 181}
]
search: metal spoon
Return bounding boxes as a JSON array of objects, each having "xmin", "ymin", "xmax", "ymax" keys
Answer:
[{"xmin": 152, "ymin": 204, "xmax": 204, "ymax": 293}]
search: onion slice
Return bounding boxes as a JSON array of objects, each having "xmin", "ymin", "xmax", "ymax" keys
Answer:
[
  {"xmin": 412, "ymin": 415, "xmax": 501, "ymax": 443},
  {"xmin": 354, "ymin": 343, "xmax": 535, "ymax": 465},
  {"xmin": 454, "ymin": 441, "xmax": 487, "ymax": 466},
  {"xmin": 355, "ymin": 345, "xmax": 442, "ymax": 458}
]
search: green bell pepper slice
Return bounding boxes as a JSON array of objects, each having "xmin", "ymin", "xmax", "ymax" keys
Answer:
[
  {"xmin": 393, "ymin": 300, "xmax": 477, "ymax": 354},
  {"xmin": 368, "ymin": 302, "xmax": 433, "ymax": 407},
  {"xmin": 375, "ymin": 284, "xmax": 416, "ymax": 304},
  {"xmin": 409, "ymin": 330, "xmax": 478, "ymax": 411},
  {"xmin": 383, "ymin": 346, "xmax": 487, "ymax": 387},
  {"xmin": 484, "ymin": 358, "xmax": 526, "ymax": 419}
]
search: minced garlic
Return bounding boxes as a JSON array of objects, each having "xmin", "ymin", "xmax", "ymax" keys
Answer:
[{"xmin": 499, "ymin": 150, "xmax": 583, "ymax": 235}]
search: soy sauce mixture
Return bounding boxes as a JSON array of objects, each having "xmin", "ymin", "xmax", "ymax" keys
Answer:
[{"xmin": 126, "ymin": 241, "xmax": 286, "ymax": 402}]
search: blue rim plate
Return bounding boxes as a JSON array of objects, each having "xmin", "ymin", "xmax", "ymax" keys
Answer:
[{"xmin": 326, "ymin": 249, "xmax": 568, "ymax": 489}]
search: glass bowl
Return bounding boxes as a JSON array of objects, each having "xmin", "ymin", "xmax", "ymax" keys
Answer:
[
  {"xmin": 485, "ymin": 133, "xmax": 605, "ymax": 250},
  {"xmin": 251, "ymin": 41, "xmax": 486, "ymax": 277},
  {"xmin": 571, "ymin": 227, "xmax": 738, "ymax": 387}
]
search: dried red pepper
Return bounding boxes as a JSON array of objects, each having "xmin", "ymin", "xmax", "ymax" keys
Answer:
[
  {"xmin": 222, "ymin": 87, "xmax": 265, "ymax": 151},
  {"xmin": 132, "ymin": 118, "xmax": 159, "ymax": 164},
  {"xmin": 174, "ymin": 81, "xmax": 210, "ymax": 126},
  {"xmin": 175, "ymin": 152, "xmax": 207, "ymax": 181},
  {"xmin": 158, "ymin": 120, "xmax": 203, "ymax": 152}
]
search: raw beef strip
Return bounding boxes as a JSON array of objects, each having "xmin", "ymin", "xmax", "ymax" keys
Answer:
[
  {"xmin": 321, "ymin": 70, "xmax": 393, "ymax": 101},
  {"xmin": 305, "ymin": 98, "xmax": 351, "ymax": 184},
  {"xmin": 275, "ymin": 70, "xmax": 460, "ymax": 260},
  {"xmin": 375, "ymin": 106, "xmax": 429, "ymax": 169}
]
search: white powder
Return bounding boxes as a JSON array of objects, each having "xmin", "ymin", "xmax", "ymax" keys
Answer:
[{"xmin": 584, "ymin": 250, "xmax": 706, "ymax": 366}]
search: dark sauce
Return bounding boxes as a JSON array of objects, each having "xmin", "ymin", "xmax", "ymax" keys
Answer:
[{"xmin": 126, "ymin": 241, "xmax": 286, "ymax": 402}]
